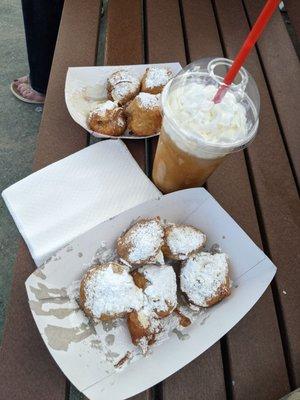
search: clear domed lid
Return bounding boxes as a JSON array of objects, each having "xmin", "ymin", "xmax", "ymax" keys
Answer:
[{"xmin": 161, "ymin": 57, "xmax": 260, "ymax": 153}]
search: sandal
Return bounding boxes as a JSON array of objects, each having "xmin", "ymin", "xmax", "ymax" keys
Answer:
[
  {"xmin": 10, "ymin": 79, "xmax": 45, "ymax": 104},
  {"xmin": 13, "ymin": 75, "xmax": 29, "ymax": 85}
]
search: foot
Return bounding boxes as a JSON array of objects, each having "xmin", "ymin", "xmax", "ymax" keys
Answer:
[
  {"xmin": 17, "ymin": 83, "xmax": 45, "ymax": 103},
  {"xmin": 14, "ymin": 75, "xmax": 29, "ymax": 85}
]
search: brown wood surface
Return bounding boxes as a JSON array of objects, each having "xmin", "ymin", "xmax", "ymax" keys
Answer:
[
  {"xmin": 285, "ymin": 0, "xmax": 300, "ymax": 40},
  {"xmin": 182, "ymin": 1, "xmax": 291, "ymax": 399},
  {"xmin": 0, "ymin": 1, "xmax": 101, "ymax": 400},
  {"xmin": 105, "ymin": 0, "xmax": 146, "ymax": 171},
  {"xmin": 244, "ymin": 1, "xmax": 300, "ymax": 187},
  {"xmin": 1, "ymin": 0, "xmax": 299, "ymax": 399},
  {"xmin": 146, "ymin": 1, "xmax": 227, "ymax": 399},
  {"xmin": 104, "ymin": 1, "xmax": 148, "ymax": 399},
  {"xmin": 214, "ymin": 0, "xmax": 300, "ymax": 389}
]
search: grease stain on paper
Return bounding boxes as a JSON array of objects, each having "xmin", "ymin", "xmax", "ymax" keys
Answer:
[
  {"xmin": 29, "ymin": 301, "xmax": 78, "ymax": 319},
  {"xmin": 90, "ymin": 339, "xmax": 102, "ymax": 350},
  {"xmin": 29, "ymin": 283, "xmax": 77, "ymax": 318},
  {"xmin": 210, "ymin": 243, "xmax": 222, "ymax": 254},
  {"xmin": 173, "ymin": 329, "xmax": 190, "ymax": 341},
  {"xmin": 102, "ymin": 319, "xmax": 120, "ymax": 332},
  {"xmin": 105, "ymin": 334, "xmax": 115, "ymax": 346},
  {"xmin": 45, "ymin": 323, "xmax": 95, "ymax": 351},
  {"xmin": 30, "ymin": 283, "xmax": 68, "ymax": 301},
  {"xmin": 33, "ymin": 269, "xmax": 46, "ymax": 280}
]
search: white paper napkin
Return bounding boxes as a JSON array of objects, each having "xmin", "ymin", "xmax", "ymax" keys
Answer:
[{"xmin": 2, "ymin": 140, "xmax": 161, "ymax": 266}]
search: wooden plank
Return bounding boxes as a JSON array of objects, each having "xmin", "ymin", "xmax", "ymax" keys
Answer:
[
  {"xmin": 0, "ymin": 1, "xmax": 101, "ymax": 400},
  {"xmin": 181, "ymin": 1, "xmax": 290, "ymax": 399},
  {"xmin": 149, "ymin": 0, "xmax": 288, "ymax": 398},
  {"xmin": 146, "ymin": 1, "xmax": 226, "ymax": 398},
  {"xmin": 105, "ymin": 0, "xmax": 146, "ymax": 171},
  {"xmin": 244, "ymin": 0, "xmax": 300, "ymax": 187},
  {"xmin": 105, "ymin": 1, "xmax": 148, "ymax": 399},
  {"xmin": 214, "ymin": 0, "xmax": 300, "ymax": 390},
  {"xmin": 285, "ymin": 0, "xmax": 300, "ymax": 39}
]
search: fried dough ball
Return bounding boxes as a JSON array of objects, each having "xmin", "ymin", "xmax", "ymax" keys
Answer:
[
  {"xmin": 126, "ymin": 92, "xmax": 162, "ymax": 136},
  {"xmin": 127, "ymin": 310, "xmax": 158, "ymax": 347},
  {"xmin": 79, "ymin": 262, "xmax": 143, "ymax": 321},
  {"xmin": 173, "ymin": 308, "xmax": 192, "ymax": 328},
  {"xmin": 107, "ymin": 69, "xmax": 141, "ymax": 105},
  {"xmin": 117, "ymin": 217, "xmax": 164, "ymax": 266},
  {"xmin": 180, "ymin": 252, "xmax": 231, "ymax": 308},
  {"xmin": 132, "ymin": 264, "xmax": 177, "ymax": 318},
  {"xmin": 88, "ymin": 100, "xmax": 126, "ymax": 136},
  {"xmin": 162, "ymin": 224, "xmax": 206, "ymax": 261},
  {"xmin": 141, "ymin": 66, "xmax": 173, "ymax": 94}
]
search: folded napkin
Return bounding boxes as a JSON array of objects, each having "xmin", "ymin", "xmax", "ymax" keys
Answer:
[{"xmin": 2, "ymin": 140, "xmax": 161, "ymax": 266}]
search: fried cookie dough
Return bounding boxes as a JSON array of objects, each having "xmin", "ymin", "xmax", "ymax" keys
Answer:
[
  {"xmin": 107, "ymin": 69, "xmax": 140, "ymax": 106},
  {"xmin": 162, "ymin": 224, "xmax": 206, "ymax": 261},
  {"xmin": 180, "ymin": 252, "xmax": 231, "ymax": 308},
  {"xmin": 141, "ymin": 67, "xmax": 173, "ymax": 94},
  {"xmin": 88, "ymin": 100, "xmax": 126, "ymax": 136},
  {"xmin": 80, "ymin": 262, "xmax": 143, "ymax": 321},
  {"xmin": 132, "ymin": 264, "xmax": 177, "ymax": 318},
  {"xmin": 127, "ymin": 310, "xmax": 158, "ymax": 347},
  {"xmin": 117, "ymin": 217, "xmax": 164, "ymax": 266},
  {"xmin": 126, "ymin": 92, "xmax": 162, "ymax": 136}
]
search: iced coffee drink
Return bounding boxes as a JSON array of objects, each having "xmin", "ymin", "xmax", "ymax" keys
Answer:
[{"xmin": 152, "ymin": 58, "xmax": 260, "ymax": 193}]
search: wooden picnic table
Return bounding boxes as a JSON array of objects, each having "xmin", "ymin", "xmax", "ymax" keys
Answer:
[{"xmin": 0, "ymin": 1, "xmax": 299, "ymax": 399}]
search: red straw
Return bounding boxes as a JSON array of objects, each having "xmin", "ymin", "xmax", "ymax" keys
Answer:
[{"xmin": 213, "ymin": 0, "xmax": 281, "ymax": 103}]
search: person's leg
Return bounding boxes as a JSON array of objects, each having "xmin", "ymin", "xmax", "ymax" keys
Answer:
[
  {"xmin": 12, "ymin": 0, "xmax": 64, "ymax": 102},
  {"xmin": 21, "ymin": 0, "xmax": 64, "ymax": 93}
]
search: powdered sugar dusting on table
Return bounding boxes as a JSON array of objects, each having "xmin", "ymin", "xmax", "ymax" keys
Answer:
[
  {"xmin": 144, "ymin": 67, "xmax": 173, "ymax": 89},
  {"xmin": 180, "ymin": 252, "xmax": 229, "ymax": 307},
  {"xmin": 140, "ymin": 265, "xmax": 177, "ymax": 312},
  {"xmin": 136, "ymin": 93, "xmax": 161, "ymax": 110},
  {"xmin": 84, "ymin": 264, "xmax": 144, "ymax": 318},
  {"xmin": 166, "ymin": 225, "xmax": 206, "ymax": 259}
]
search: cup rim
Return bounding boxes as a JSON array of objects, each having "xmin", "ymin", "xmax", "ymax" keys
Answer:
[{"xmin": 161, "ymin": 67, "xmax": 259, "ymax": 153}]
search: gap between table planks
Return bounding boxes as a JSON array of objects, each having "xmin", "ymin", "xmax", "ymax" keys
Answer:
[{"xmin": 284, "ymin": 0, "xmax": 300, "ymax": 42}]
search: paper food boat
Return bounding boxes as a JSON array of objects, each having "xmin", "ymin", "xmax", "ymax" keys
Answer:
[
  {"xmin": 26, "ymin": 188, "xmax": 276, "ymax": 400},
  {"xmin": 65, "ymin": 62, "xmax": 182, "ymax": 139}
]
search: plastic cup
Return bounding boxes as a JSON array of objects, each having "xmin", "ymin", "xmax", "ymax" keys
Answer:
[{"xmin": 152, "ymin": 57, "xmax": 260, "ymax": 193}]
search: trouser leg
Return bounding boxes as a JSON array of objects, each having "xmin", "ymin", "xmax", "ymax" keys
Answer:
[{"xmin": 21, "ymin": 0, "xmax": 64, "ymax": 93}]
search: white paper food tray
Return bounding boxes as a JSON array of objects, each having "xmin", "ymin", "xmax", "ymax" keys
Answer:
[
  {"xmin": 65, "ymin": 63, "xmax": 182, "ymax": 139},
  {"xmin": 26, "ymin": 188, "xmax": 276, "ymax": 400}
]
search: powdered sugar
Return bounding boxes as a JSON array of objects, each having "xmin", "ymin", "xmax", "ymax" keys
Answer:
[
  {"xmin": 108, "ymin": 70, "xmax": 140, "ymax": 103},
  {"xmin": 166, "ymin": 224, "xmax": 206, "ymax": 259},
  {"xmin": 108, "ymin": 69, "xmax": 140, "ymax": 87},
  {"xmin": 140, "ymin": 265, "xmax": 177, "ymax": 313},
  {"xmin": 89, "ymin": 100, "xmax": 117, "ymax": 119},
  {"xmin": 144, "ymin": 67, "xmax": 173, "ymax": 89},
  {"xmin": 84, "ymin": 263, "xmax": 144, "ymax": 319},
  {"xmin": 117, "ymin": 116, "xmax": 126, "ymax": 127},
  {"xmin": 180, "ymin": 252, "xmax": 229, "ymax": 307},
  {"xmin": 125, "ymin": 219, "xmax": 164, "ymax": 264},
  {"xmin": 111, "ymin": 82, "xmax": 138, "ymax": 103},
  {"xmin": 136, "ymin": 92, "xmax": 161, "ymax": 109}
]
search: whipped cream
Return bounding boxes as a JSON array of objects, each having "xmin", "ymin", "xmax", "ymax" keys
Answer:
[{"xmin": 163, "ymin": 80, "xmax": 255, "ymax": 158}]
